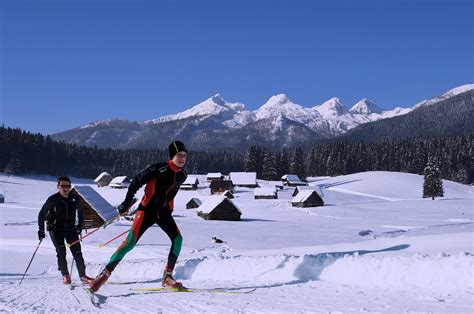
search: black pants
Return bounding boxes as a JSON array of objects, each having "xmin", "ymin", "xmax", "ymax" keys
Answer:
[
  {"xmin": 49, "ymin": 228, "xmax": 86, "ymax": 277},
  {"xmin": 105, "ymin": 209, "xmax": 182, "ymax": 273}
]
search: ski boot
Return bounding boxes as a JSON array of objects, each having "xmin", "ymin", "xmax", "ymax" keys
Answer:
[
  {"xmin": 162, "ymin": 268, "xmax": 183, "ymax": 289},
  {"xmin": 63, "ymin": 274, "xmax": 71, "ymax": 285},
  {"xmin": 89, "ymin": 269, "xmax": 111, "ymax": 292},
  {"xmin": 80, "ymin": 275, "xmax": 94, "ymax": 284}
]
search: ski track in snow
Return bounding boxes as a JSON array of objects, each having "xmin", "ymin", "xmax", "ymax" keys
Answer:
[{"xmin": 1, "ymin": 172, "xmax": 473, "ymax": 312}]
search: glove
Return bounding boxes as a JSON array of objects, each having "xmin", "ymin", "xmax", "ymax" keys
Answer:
[
  {"xmin": 117, "ymin": 200, "xmax": 131, "ymax": 215},
  {"xmin": 75, "ymin": 225, "xmax": 82, "ymax": 235},
  {"xmin": 38, "ymin": 230, "xmax": 46, "ymax": 240}
]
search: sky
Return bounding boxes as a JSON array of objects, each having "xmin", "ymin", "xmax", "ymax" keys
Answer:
[{"xmin": 1, "ymin": 0, "xmax": 472, "ymax": 135}]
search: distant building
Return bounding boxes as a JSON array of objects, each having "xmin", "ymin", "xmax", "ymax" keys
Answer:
[
  {"xmin": 254, "ymin": 187, "xmax": 278, "ymax": 199},
  {"xmin": 72, "ymin": 186, "xmax": 120, "ymax": 229},
  {"xmin": 109, "ymin": 176, "xmax": 131, "ymax": 189},
  {"xmin": 186, "ymin": 198, "xmax": 202, "ymax": 209},
  {"xmin": 180, "ymin": 176, "xmax": 199, "ymax": 190},
  {"xmin": 94, "ymin": 172, "xmax": 113, "ymax": 187},
  {"xmin": 197, "ymin": 196, "xmax": 242, "ymax": 221},
  {"xmin": 229, "ymin": 172, "xmax": 258, "ymax": 188},
  {"xmin": 291, "ymin": 190, "xmax": 324, "ymax": 208},
  {"xmin": 0, "ymin": 194, "xmax": 4, "ymax": 203},
  {"xmin": 210, "ymin": 180, "xmax": 233, "ymax": 195},
  {"xmin": 207, "ymin": 172, "xmax": 224, "ymax": 182},
  {"xmin": 292, "ymin": 185, "xmax": 320, "ymax": 197},
  {"xmin": 281, "ymin": 174, "xmax": 307, "ymax": 187}
]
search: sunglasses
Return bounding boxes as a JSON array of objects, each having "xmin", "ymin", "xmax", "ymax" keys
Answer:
[{"xmin": 59, "ymin": 184, "xmax": 72, "ymax": 188}]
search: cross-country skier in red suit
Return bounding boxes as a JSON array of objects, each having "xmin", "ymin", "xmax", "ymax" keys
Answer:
[{"xmin": 89, "ymin": 141, "xmax": 188, "ymax": 292}]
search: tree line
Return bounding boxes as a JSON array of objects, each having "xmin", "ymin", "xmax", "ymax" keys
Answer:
[{"xmin": 1, "ymin": 126, "xmax": 472, "ymax": 184}]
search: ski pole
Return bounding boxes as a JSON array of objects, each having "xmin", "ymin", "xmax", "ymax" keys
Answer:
[
  {"xmin": 99, "ymin": 229, "xmax": 129, "ymax": 248},
  {"xmin": 66, "ymin": 215, "xmax": 121, "ymax": 248},
  {"xmin": 19, "ymin": 239, "xmax": 42, "ymax": 286},
  {"xmin": 66, "ymin": 227, "xmax": 100, "ymax": 248}
]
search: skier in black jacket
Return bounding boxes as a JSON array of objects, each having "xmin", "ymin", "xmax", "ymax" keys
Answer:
[
  {"xmin": 38, "ymin": 176, "xmax": 93, "ymax": 285},
  {"xmin": 89, "ymin": 141, "xmax": 188, "ymax": 292}
]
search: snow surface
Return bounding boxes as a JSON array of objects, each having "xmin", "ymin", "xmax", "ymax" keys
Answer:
[{"xmin": 0, "ymin": 171, "xmax": 473, "ymax": 312}]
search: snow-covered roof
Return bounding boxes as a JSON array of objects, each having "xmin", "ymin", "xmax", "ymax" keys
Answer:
[
  {"xmin": 73, "ymin": 185, "xmax": 117, "ymax": 221},
  {"xmin": 282, "ymin": 174, "xmax": 302, "ymax": 182},
  {"xmin": 254, "ymin": 188, "xmax": 277, "ymax": 196},
  {"xmin": 291, "ymin": 190, "xmax": 318, "ymax": 203},
  {"xmin": 94, "ymin": 172, "xmax": 112, "ymax": 182},
  {"xmin": 110, "ymin": 176, "xmax": 130, "ymax": 184},
  {"xmin": 198, "ymin": 195, "xmax": 242, "ymax": 214},
  {"xmin": 183, "ymin": 176, "xmax": 199, "ymax": 185},
  {"xmin": 229, "ymin": 172, "xmax": 257, "ymax": 185},
  {"xmin": 207, "ymin": 172, "xmax": 223, "ymax": 178},
  {"xmin": 295, "ymin": 186, "xmax": 319, "ymax": 192}
]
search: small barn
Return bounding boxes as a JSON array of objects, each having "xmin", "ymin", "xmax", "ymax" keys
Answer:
[
  {"xmin": 254, "ymin": 187, "xmax": 278, "ymax": 199},
  {"xmin": 292, "ymin": 185, "xmax": 320, "ymax": 197},
  {"xmin": 281, "ymin": 174, "xmax": 307, "ymax": 187},
  {"xmin": 207, "ymin": 172, "xmax": 224, "ymax": 182},
  {"xmin": 109, "ymin": 176, "xmax": 131, "ymax": 189},
  {"xmin": 210, "ymin": 180, "xmax": 233, "ymax": 195},
  {"xmin": 180, "ymin": 176, "xmax": 199, "ymax": 190},
  {"xmin": 0, "ymin": 193, "xmax": 4, "ymax": 203},
  {"xmin": 291, "ymin": 190, "xmax": 324, "ymax": 208},
  {"xmin": 223, "ymin": 190, "xmax": 234, "ymax": 199},
  {"xmin": 186, "ymin": 198, "xmax": 202, "ymax": 209},
  {"xmin": 229, "ymin": 172, "xmax": 258, "ymax": 188},
  {"xmin": 94, "ymin": 172, "xmax": 113, "ymax": 187},
  {"xmin": 197, "ymin": 196, "xmax": 242, "ymax": 221},
  {"xmin": 72, "ymin": 186, "xmax": 119, "ymax": 229}
]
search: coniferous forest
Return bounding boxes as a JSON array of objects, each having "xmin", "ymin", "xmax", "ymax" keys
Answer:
[{"xmin": 1, "ymin": 126, "xmax": 472, "ymax": 184}]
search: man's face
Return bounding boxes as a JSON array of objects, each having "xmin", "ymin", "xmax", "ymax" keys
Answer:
[
  {"xmin": 57, "ymin": 180, "xmax": 72, "ymax": 198},
  {"xmin": 171, "ymin": 151, "xmax": 188, "ymax": 168}
]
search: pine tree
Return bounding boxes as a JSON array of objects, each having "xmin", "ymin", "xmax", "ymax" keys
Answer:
[
  {"xmin": 423, "ymin": 159, "xmax": 444, "ymax": 200},
  {"xmin": 262, "ymin": 152, "xmax": 278, "ymax": 180},
  {"xmin": 290, "ymin": 147, "xmax": 306, "ymax": 181}
]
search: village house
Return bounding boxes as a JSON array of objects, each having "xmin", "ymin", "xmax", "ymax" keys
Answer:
[
  {"xmin": 94, "ymin": 172, "xmax": 113, "ymax": 187},
  {"xmin": 229, "ymin": 172, "xmax": 258, "ymax": 188},
  {"xmin": 197, "ymin": 196, "xmax": 242, "ymax": 221},
  {"xmin": 291, "ymin": 190, "xmax": 324, "ymax": 208}
]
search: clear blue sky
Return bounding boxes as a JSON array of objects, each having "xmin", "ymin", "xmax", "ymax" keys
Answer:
[{"xmin": 1, "ymin": 0, "xmax": 472, "ymax": 134}]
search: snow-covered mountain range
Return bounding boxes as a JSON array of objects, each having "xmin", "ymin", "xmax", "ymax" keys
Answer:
[{"xmin": 53, "ymin": 84, "xmax": 473, "ymax": 150}]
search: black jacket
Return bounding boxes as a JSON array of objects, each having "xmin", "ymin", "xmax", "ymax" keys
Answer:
[
  {"xmin": 38, "ymin": 192, "xmax": 83, "ymax": 231},
  {"xmin": 124, "ymin": 160, "xmax": 187, "ymax": 213}
]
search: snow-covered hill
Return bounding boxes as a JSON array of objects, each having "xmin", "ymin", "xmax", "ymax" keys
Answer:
[{"xmin": 0, "ymin": 171, "xmax": 472, "ymax": 312}]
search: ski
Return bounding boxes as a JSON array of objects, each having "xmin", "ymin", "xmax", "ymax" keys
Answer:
[
  {"xmin": 132, "ymin": 287, "xmax": 257, "ymax": 294},
  {"xmin": 84, "ymin": 288, "xmax": 100, "ymax": 307}
]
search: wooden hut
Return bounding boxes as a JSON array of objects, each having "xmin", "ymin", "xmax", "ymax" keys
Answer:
[
  {"xmin": 186, "ymin": 198, "xmax": 202, "ymax": 209},
  {"xmin": 197, "ymin": 196, "xmax": 241, "ymax": 221},
  {"xmin": 207, "ymin": 172, "xmax": 224, "ymax": 182},
  {"xmin": 291, "ymin": 190, "xmax": 324, "ymax": 208},
  {"xmin": 254, "ymin": 187, "xmax": 278, "ymax": 199},
  {"xmin": 210, "ymin": 180, "xmax": 233, "ymax": 195},
  {"xmin": 229, "ymin": 172, "xmax": 258, "ymax": 188},
  {"xmin": 281, "ymin": 174, "xmax": 307, "ymax": 187},
  {"xmin": 109, "ymin": 176, "xmax": 131, "ymax": 189},
  {"xmin": 94, "ymin": 172, "xmax": 113, "ymax": 187},
  {"xmin": 72, "ymin": 186, "xmax": 119, "ymax": 229},
  {"xmin": 292, "ymin": 185, "xmax": 320, "ymax": 197},
  {"xmin": 0, "ymin": 193, "xmax": 4, "ymax": 203},
  {"xmin": 180, "ymin": 176, "xmax": 199, "ymax": 190}
]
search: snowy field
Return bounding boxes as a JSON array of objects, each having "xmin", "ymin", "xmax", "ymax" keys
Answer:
[{"xmin": 0, "ymin": 171, "xmax": 473, "ymax": 312}]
